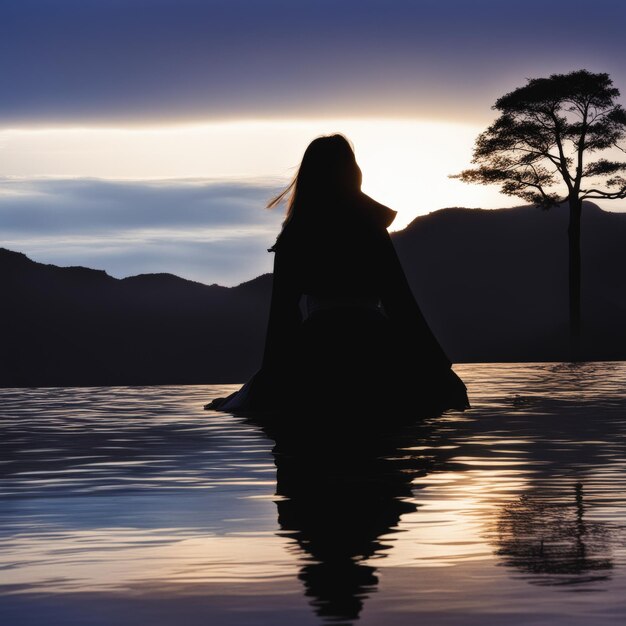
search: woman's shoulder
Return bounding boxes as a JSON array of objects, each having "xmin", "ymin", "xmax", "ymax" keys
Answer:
[
  {"xmin": 354, "ymin": 192, "xmax": 397, "ymax": 229},
  {"xmin": 269, "ymin": 192, "xmax": 396, "ymax": 253}
]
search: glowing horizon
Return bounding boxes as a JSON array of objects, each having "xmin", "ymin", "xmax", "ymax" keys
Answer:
[
  {"xmin": 0, "ymin": 117, "xmax": 527, "ymax": 229},
  {"xmin": 2, "ymin": 115, "xmax": 625, "ymax": 284}
]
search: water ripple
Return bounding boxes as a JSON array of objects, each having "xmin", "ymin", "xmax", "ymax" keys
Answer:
[{"xmin": 1, "ymin": 363, "xmax": 626, "ymax": 625}]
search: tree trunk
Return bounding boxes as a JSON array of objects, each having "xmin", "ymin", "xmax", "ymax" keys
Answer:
[{"xmin": 567, "ymin": 197, "xmax": 582, "ymax": 360}]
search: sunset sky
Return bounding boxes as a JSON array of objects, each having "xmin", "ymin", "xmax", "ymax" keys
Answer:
[{"xmin": 2, "ymin": 0, "xmax": 626, "ymax": 285}]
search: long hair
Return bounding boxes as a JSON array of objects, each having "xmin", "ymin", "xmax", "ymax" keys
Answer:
[{"xmin": 268, "ymin": 134, "xmax": 363, "ymax": 227}]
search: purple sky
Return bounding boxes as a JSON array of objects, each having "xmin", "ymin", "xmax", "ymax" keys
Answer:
[
  {"xmin": 1, "ymin": 0, "xmax": 625, "ymax": 284},
  {"xmin": 2, "ymin": 0, "xmax": 625, "ymax": 124}
]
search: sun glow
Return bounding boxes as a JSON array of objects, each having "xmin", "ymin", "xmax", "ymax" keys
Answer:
[{"xmin": 0, "ymin": 118, "xmax": 520, "ymax": 228}]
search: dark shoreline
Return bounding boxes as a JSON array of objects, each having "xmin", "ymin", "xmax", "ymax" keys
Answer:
[{"xmin": 3, "ymin": 202, "xmax": 626, "ymax": 388}]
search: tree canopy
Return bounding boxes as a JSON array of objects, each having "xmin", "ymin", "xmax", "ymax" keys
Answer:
[{"xmin": 453, "ymin": 70, "xmax": 626, "ymax": 207}]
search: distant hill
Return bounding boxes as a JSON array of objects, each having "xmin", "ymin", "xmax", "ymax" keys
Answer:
[
  {"xmin": 393, "ymin": 201, "xmax": 626, "ymax": 362},
  {"xmin": 0, "ymin": 248, "xmax": 272, "ymax": 386},
  {"xmin": 1, "ymin": 201, "xmax": 625, "ymax": 387}
]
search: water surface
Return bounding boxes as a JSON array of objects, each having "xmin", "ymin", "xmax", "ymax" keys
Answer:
[{"xmin": 1, "ymin": 363, "xmax": 626, "ymax": 625}]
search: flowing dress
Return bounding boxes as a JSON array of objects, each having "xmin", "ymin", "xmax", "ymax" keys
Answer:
[{"xmin": 206, "ymin": 192, "xmax": 469, "ymax": 418}]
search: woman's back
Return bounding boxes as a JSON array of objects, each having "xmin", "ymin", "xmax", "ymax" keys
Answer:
[
  {"xmin": 274, "ymin": 192, "xmax": 397, "ymax": 299},
  {"xmin": 205, "ymin": 133, "xmax": 469, "ymax": 417}
]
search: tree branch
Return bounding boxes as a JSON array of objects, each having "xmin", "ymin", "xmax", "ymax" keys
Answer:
[
  {"xmin": 548, "ymin": 108, "xmax": 574, "ymax": 190},
  {"xmin": 574, "ymin": 101, "xmax": 589, "ymax": 193},
  {"xmin": 581, "ymin": 188, "xmax": 626, "ymax": 199}
]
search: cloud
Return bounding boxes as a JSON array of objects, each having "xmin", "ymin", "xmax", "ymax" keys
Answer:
[
  {"xmin": 0, "ymin": 177, "xmax": 282, "ymax": 233},
  {"xmin": 0, "ymin": 177, "xmax": 285, "ymax": 285}
]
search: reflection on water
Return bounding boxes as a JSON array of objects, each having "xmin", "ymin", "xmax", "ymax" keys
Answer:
[
  {"xmin": 1, "ymin": 363, "xmax": 626, "ymax": 625},
  {"xmin": 494, "ymin": 482, "xmax": 613, "ymax": 586},
  {"xmin": 268, "ymin": 424, "xmax": 423, "ymax": 622}
]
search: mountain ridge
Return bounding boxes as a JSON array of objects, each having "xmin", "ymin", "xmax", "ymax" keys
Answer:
[{"xmin": 2, "ymin": 202, "xmax": 625, "ymax": 387}]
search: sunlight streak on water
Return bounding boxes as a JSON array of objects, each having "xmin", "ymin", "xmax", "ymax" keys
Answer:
[{"xmin": 1, "ymin": 362, "xmax": 626, "ymax": 625}]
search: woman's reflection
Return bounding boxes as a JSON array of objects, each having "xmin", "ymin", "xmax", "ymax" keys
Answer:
[{"xmin": 261, "ymin": 420, "xmax": 430, "ymax": 622}]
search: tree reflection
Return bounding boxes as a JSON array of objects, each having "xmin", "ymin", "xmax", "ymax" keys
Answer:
[{"xmin": 493, "ymin": 482, "xmax": 613, "ymax": 586}]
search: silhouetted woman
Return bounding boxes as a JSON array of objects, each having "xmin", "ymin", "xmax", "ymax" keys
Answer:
[{"xmin": 206, "ymin": 134, "xmax": 468, "ymax": 417}]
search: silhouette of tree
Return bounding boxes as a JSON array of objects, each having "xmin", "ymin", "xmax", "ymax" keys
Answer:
[{"xmin": 452, "ymin": 70, "xmax": 626, "ymax": 357}]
